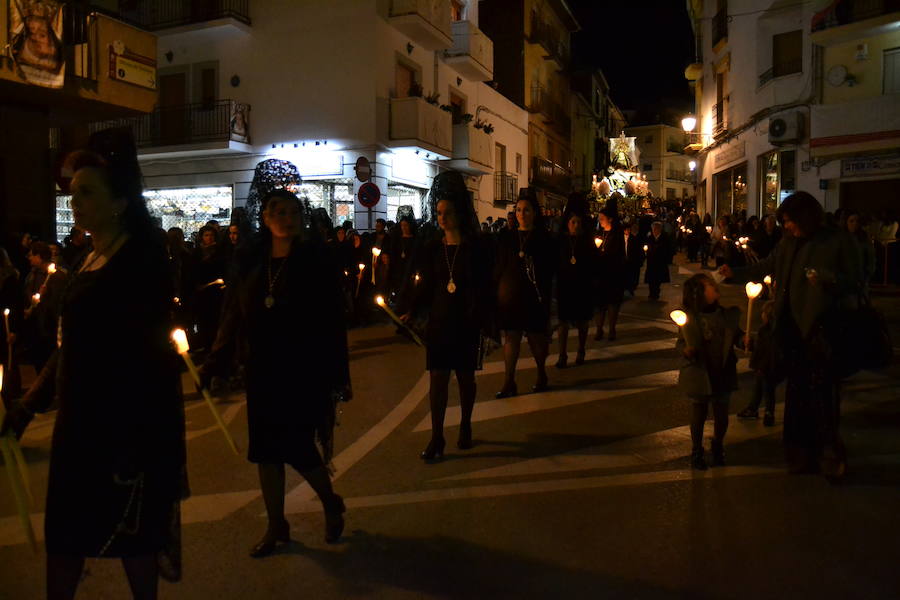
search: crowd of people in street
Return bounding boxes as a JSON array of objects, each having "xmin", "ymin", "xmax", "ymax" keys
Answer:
[{"xmin": 0, "ymin": 128, "xmax": 882, "ymax": 599}]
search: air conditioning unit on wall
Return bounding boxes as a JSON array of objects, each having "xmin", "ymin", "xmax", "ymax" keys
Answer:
[{"xmin": 768, "ymin": 111, "xmax": 804, "ymax": 144}]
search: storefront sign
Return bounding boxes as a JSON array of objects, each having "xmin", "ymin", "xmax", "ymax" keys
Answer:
[
  {"xmin": 295, "ymin": 151, "xmax": 343, "ymax": 178},
  {"xmin": 391, "ymin": 153, "xmax": 429, "ymax": 186},
  {"xmin": 714, "ymin": 141, "xmax": 746, "ymax": 168},
  {"xmin": 109, "ymin": 46, "xmax": 156, "ymax": 90},
  {"xmin": 841, "ymin": 154, "xmax": 900, "ymax": 178}
]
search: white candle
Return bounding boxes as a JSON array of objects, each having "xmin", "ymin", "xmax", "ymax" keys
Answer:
[
  {"xmin": 744, "ymin": 282, "xmax": 763, "ymax": 345},
  {"xmin": 171, "ymin": 329, "xmax": 239, "ymax": 455},
  {"xmin": 375, "ymin": 296, "xmax": 424, "ymax": 346}
]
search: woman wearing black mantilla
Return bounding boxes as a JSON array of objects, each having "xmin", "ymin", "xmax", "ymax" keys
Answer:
[
  {"xmin": 203, "ymin": 189, "xmax": 351, "ymax": 557},
  {"xmin": 403, "ymin": 171, "xmax": 493, "ymax": 461}
]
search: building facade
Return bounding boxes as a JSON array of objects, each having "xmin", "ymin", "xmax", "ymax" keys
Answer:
[
  {"xmin": 87, "ymin": 0, "xmax": 528, "ymax": 235},
  {"xmin": 570, "ymin": 69, "xmax": 615, "ymax": 194},
  {"xmin": 685, "ymin": 0, "xmax": 900, "ymax": 219},
  {"xmin": 0, "ymin": 1, "xmax": 157, "ymax": 241},
  {"xmin": 480, "ymin": 0, "xmax": 579, "ymax": 210},
  {"xmin": 626, "ymin": 124, "xmax": 694, "ymax": 200}
]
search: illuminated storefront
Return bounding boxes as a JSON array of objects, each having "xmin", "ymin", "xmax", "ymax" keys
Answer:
[
  {"xmin": 713, "ymin": 162, "xmax": 748, "ymax": 217},
  {"xmin": 758, "ymin": 150, "xmax": 796, "ymax": 216},
  {"xmin": 144, "ymin": 186, "xmax": 233, "ymax": 235}
]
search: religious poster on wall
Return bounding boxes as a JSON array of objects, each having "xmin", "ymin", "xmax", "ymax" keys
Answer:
[{"xmin": 9, "ymin": 0, "xmax": 65, "ymax": 88}]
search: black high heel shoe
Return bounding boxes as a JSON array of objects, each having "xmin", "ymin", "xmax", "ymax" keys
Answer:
[
  {"xmin": 324, "ymin": 495, "xmax": 345, "ymax": 544},
  {"xmin": 249, "ymin": 519, "xmax": 290, "ymax": 558},
  {"xmin": 532, "ymin": 375, "xmax": 549, "ymax": 393},
  {"xmin": 420, "ymin": 437, "xmax": 446, "ymax": 461},
  {"xmin": 495, "ymin": 383, "xmax": 518, "ymax": 399},
  {"xmin": 457, "ymin": 423, "xmax": 473, "ymax": 450}
]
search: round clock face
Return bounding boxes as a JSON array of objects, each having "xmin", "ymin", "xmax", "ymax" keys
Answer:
[{"xmin": 827, "ymin": 64, "xmax": 848, "ymax": 87}]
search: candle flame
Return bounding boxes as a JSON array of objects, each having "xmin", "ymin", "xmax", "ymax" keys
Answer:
[
  {"xmin": 375, "ymin": 295, "xmax": 385, "ymax": 306},
  {"xmin": 670, "ymin": 310, "xmax": 688, "ymax": 327},
  {"xmin": 764, "ymin": 275, "xmax": 772, "ymax": 285},
  {"xmin": 32, "ymin": 293, "xmax": 40, "ymax": 303},
  {"xmin": 47, "ymin": 263, "xmax": 57, "ymax": 274},
  {"xmin": 371, "ymin": 247, "xmax": 381, "ymax": 257},
  {"xmin": 3, "ymin": 308, "xmax": 8, "ymax": 316},
  {"xmin": 415, "ymin": 274, "xmax": 420, "ymax": 282},
  {"xmin": 594, "ymin": 237, "xmax": 603, "ymax": 248},
  {"xmin": 741, "ymin": 244, "xmax": 748, "ymax": 250},
  {"xmin": 0, "ymin": 364, "xmax": 4, "ymax": 392},
  {"xmin": 171, "ymin": 328, "xmax": 190, "ymax": 355},
  {"xmin": 745, "ymin": 282, "xmax": 763, "ymax": 299},
  {"xmin": 358, "ymin": 263, "xmax": 365, "ymax": 271},
  {"xmin": 173, "ymin": 297, "xmax": 180, "ymax": 304},
  {"xmin": 643, "ymin": 245, "xmax": 648, "ymax": 252}
]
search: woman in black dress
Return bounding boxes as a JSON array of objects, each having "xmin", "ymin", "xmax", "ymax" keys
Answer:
[
  {"xmin": 594, "ymin": 201, "xmax": 626, "ymax": 341},
  {"xmin": 204, "ymin": 190, "xmax": 351, "ymax": 556},
  {"xmin": 402, "ymin": 171, "xmax": 491, "ymax": 460},
  {"xmin": 555, "ymin": 197, "xmax": 595, "ymax": 368},
  {"xmin": 3, "ymin": 129, "xmax": 186, "ymax": 599},
  {"xmin": 390, "ymin": 215, "xmax": 419, "ymax": 314},
  {"xmin": 494, "ymin": 190, "xmax": 556, "ymax": 397}
]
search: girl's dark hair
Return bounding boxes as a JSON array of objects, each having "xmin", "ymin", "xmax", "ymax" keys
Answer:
[
  {"xmin": 429, "ymin": 170, "xmax": 479, "ymax": 241},
  {"xmin": 682, "ymin": 273, "xmax": 715, "ymax": 313},
  {"xmin": 777, "ymin": 191, "xmax": 823, "ymax": 235},
  {"xmin": 63, "ymin": 128, "xmax": 155, "ymax": 240},
  {"xmin": 843, "ymin": 209, "xmax": 869, "ymax": 242}
]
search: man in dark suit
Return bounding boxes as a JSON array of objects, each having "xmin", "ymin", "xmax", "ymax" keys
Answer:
[{"xmin": 644, "ymin": 222, "xmax": 672, "ymax": 300}]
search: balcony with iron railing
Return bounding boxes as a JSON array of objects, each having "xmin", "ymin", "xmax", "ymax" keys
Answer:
[
  {"xmin": 529, "ymin": 85, "xmax": 571, "ymax": 136},
  {"xmin": 531, "ymin": 156, "xmax": 571, "ymax": 194},
  {"xmin": 118, "ymin": 0, "xmax": 251, "ymax": 37},
  {"xmin": 444, "ymin": 20, "xmax": 494, "ymax": 81},
  {"xmin": 713, "ymin": 99, "xmax": 728, "ymax": 138},
  {"xmin": 389, "ymin": 0, "xmax": 452, "ymax": 51},
  {"xmin": 91, "ymin": 99, "xmax": 252, "ymax": 157},
  {"xmin": 527, "ymin": 13, "xmax": 569, "ymax": 68},
  {"xmin": 712, "ymin": 8, "xmax": 728, "ymax": 48},
  {"xmin": 494, "ymin": 172, "xmax": 518, "ymax": 206},
  {"xmin": 811, "ymin": 0, "xmax": 900, "ymax": 37},
  {"xmin": 666, "ymin": 169, "xmax": 693, "ymax": 183}
]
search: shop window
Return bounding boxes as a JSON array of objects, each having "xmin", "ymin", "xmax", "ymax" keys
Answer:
[
  {"xmin": 884, "ymin": 47, "xmax": 900, "ymax": 94},
  {"xmin": 713, "ymin": 162, "xmax": 747, "ymax": 216},
  {"xmin": 772, "ymin": 30, "xmax": 802, "ymax": 78},
  {"xmin": 143, "ymin": 186, "xmax": 233, "ymax": 238},
  {"xmin": 388, "ymin": 184, "xmax": 425, "ymax": 221},
  {"xmin": 758, "ymin": 149, "xmax": 796, "ymax": 216}
]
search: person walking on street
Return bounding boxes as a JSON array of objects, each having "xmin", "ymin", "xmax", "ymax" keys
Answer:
[
  {"xmin": 594, "ymin": 200, "xmax": 626, "ymax": 341},
  {"xmin": 555, "ymin": 197, "xmax": 595, "ymax": 368},
  {"xmin": 494, "ymin": 189, "xmax": 556, "ymax": 397},
  {"xmin": 644, "ymin": 222, "xmax": 672, "ymax": 301},
  {"xmin": 719, "ymin": 191, "xmax": 862, "ymax": 482},
  {"xmin": 203, "ymin": 189, "xmax": 351, "ymax": 557},
  {"xmin": 676, "ymin": 273, "xmax": 745, "ymax": 470},
  {"xmin": 402, "ymin": 171, "xmax": 492, "ymax": 461},
  {"xmin": 623, "ymin": 221, "xmax": 644, "ymax": 297},
  {"xmin": 1, "ymin": 129, "xmax": 187, "ymax": 600},
  {"xmin": 737, "ymin": 301, "xmax": 782, "ymax": 425}
]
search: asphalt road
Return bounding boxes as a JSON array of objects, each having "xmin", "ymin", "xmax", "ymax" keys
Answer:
[{"xmin": 2, "ymin": 258, "xmax": 899, "ymax": 599}]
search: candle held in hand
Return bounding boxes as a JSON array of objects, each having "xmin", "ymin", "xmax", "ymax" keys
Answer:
[
  {"xmin": 594, "ymin": 237, "xmax": 602, "ymax": 248},
  {"xmin": 669, "ymin": 310, "xmax": 687, "ymax": 327}
]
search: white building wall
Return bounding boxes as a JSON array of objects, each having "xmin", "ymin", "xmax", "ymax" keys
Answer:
[
  {"xmin": 138, "ymin": 0, "xmax": 527, "ymax": 229},
  {"xmin": 693, "ymin": 0, "xmax": 836, "ymax": 217}
]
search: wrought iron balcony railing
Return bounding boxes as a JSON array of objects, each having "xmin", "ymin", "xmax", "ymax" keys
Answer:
[
  {"xmin": 494, "ymin": 172, "xmax": 518, "ymax": 206},
  {"xmin": 122, "ymin": 0, "xmax": 251, "ymax": 31},
  {"xmin": 92, "ymin": 99, "xmax": 251, "ymax": 148}
]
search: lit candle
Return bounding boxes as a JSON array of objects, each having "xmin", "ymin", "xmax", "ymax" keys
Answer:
[
  {"xmin": 745, "ymin": 282, "xmax": 763, "ymax": 347},
  {"xmin": 764, "ymin": 275, "xmax": 772, "ymax": 286},
  {"xmin": 375, "ymin": 296, "xmax": 424, "ymax": 346},
  {"xmin": 0, "ymin": 366, "xmax": 37, "ymax": 552},
  {"xmin": 31, "ymin": 293, "xmax": 40, "ymax": 307},
  {"xmin": 594, "ymin": 237, "xmax": 603, "ymax": 248},
  {"xmin": 202, "ymin": 278, "xmax": 225, "ymax": 289},
  {"xmin": 643, "ymin": 245, "xmax": 648, "ymax": 252},
  {"xmin": 414, "ymin": 273, "xmax": 420, "ymax": 284},
  {"xmin": 670, "ymin": 309, "xmax": 698, "ymax": 348},
  {"xmin": 356, "ymin": 263, "xmax": 366, "ymax": 298},
  {"xmin": 3, "ymin": 308, "xmax": 11, "ymax": 374},
  {"xmin": 669, "ymin": 310, "xmax": 687, "ymax": 327},
  {"xmin": 171, "ymin": 329, "xmax": 239, "ymax": 455},
  {"xmin": 706, "ymin": 226, "xmax": 712, "ymax": 233},
  {"xmin": 371, "ymin": 247, "xmax": 382, "ymax": 285},
  {"xmin": 47, "ymin": 263, "xmax": 56, "ymax": 275},
  {"xmin": 173, "ymin": 297, "xmax": 181, "ymax": 305}
]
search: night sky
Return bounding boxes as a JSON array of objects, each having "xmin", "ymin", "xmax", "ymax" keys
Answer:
[{"xmin": 568, "ymin": 0, "xmax": 695, "ymax": 126}]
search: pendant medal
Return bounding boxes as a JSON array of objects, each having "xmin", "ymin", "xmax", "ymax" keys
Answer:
[
  {"xmin": 264, "ymin": 295, "xmax": 275, "ymax": 309},
  {"xmin": 518, "ymin": 251, "xmax": 525, "ymax": 258},
  {"xmin": 447, "ymin": 280, "xmax": 457, "ymax": 294},
  {"xmin": 570, "ymin": 256, "xmax": 577, "ymax": 265}
]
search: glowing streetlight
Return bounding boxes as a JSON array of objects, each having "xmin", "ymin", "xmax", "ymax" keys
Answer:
[{"xmin": 681, "ymin": 115, "xmax": 697, "ymax": 133}]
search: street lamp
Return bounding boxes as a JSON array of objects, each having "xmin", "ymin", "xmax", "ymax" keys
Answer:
[
  {"xmin": 689, "ymin": 160, "xmax": 697, "ymax": 171},
  {"xmin": 681, "ymin": 115, "xmax": 697, "ymax": 133}
]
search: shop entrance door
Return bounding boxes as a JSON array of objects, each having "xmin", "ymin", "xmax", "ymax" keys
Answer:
[
  {"xmin": 159, "ymin": 72, "xmax": 187, "ymax": 145},
  {"xmin": 839, "ymin": 178, "xmax": 900, "ymax": 215}
]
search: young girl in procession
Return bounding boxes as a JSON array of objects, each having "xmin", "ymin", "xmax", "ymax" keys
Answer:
[
  {"xmin": 555, "ymin": 194, "xmax": 596, "ymax": 368},
  {"xmin": 676, "ymin": 273, "xmax": 746, "ymax": 470},
  {"xmin": 402, "ymin": 171, "xmax": 493, "ymax": 461},
  {"xmin": 737, "ymin": 300, "xmax": 781, "ymax": 426}
]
